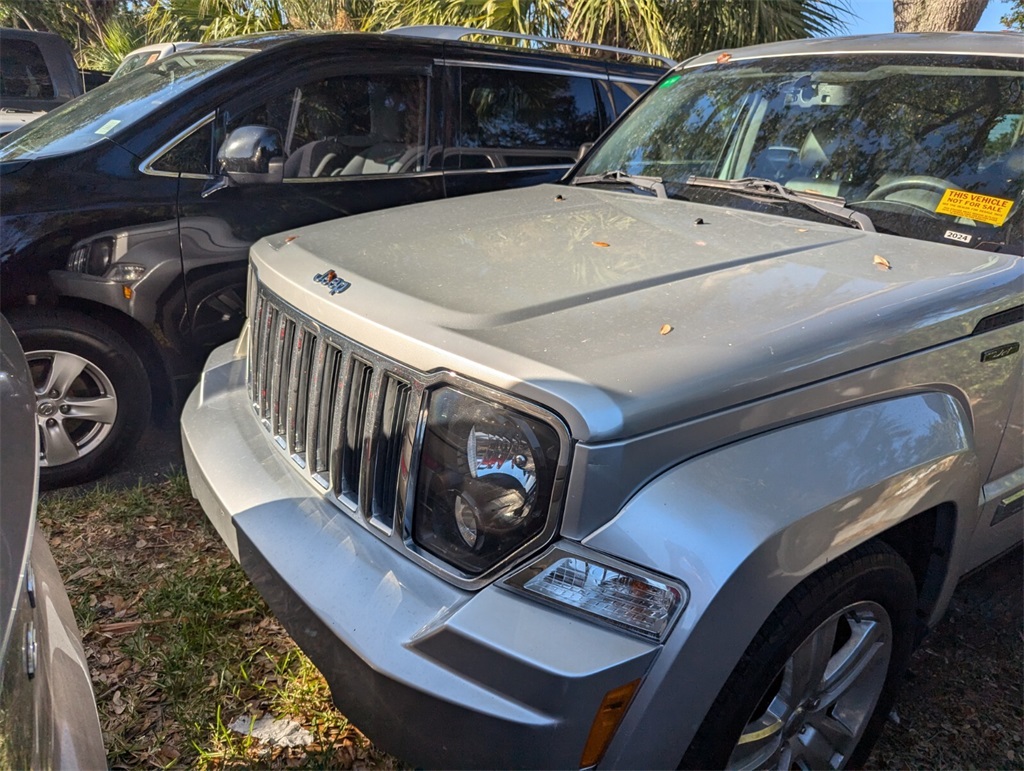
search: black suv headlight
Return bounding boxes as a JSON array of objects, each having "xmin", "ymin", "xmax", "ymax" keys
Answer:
[
  {"xmin": 67, "ymin": 237, "xmax": 114, "ymax": 275},
  {"xmin": 67, "ymin": 236, "xmax": 147, "ymax": 282},
  {"xmin": 413, "ymin": 386, "xmax": 565, "ymax": 576}
]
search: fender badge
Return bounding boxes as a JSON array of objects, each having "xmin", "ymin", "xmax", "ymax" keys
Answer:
[
  {"xmin": 313, "ymin": 270, "xmax": 351, "ymax": 296},
  {"xmin": 980, "ymin": 342, "xmax": 1020, "ymax": 362}
]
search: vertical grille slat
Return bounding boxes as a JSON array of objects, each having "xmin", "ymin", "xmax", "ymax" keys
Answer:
[
  {"xmin": 248, "ymin": 292, "xmax": 265, "ymax": 408},
  {"xmin": 371, "ymin": 376, "xmax": 412, "ymax": 531},
  {"xmin": 256, "ymin": 303, "xmax": 277, "ymax": 422},
  {"xmin": 339, "ymin": 358, "xmax": 374, "ymax": 507},
  {"xmin": 271, "ymin": 316, "xmax": 296, "ymax": 444},
  {"xmin": 286, "ymin": 327, "xmax": 317, "ymax": 463},
  {"xmin": 304, "ymin": 338, "xmax": 330, "ymax": 487},
  {"xmin": 311, "ymin": 344, "xmax": 344, "ymax": 489},
  {"xmin": 247, "ymin": 287, "xmax": 417, "ymax": 536}
]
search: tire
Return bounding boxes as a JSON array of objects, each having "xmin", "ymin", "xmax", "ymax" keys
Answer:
[
  {"xmin": 679, "ymin": 541, "xmax": 917, "ymax": 771},
  {"xmin": 10, "ymin": 309, "xmax": 152, "ymax": 489}
]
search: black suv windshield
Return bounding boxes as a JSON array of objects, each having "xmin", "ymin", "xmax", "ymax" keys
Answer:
[
  {"xmin": 579, "ymin": 54, "xmax": 1023, "ymax": 251},
  {"xmin": 0, "ymin": 51, "xmax": 247, "ymax": 161}
]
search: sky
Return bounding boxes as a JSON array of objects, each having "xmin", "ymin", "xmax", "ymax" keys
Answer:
[{"xmin": 840, "ymin": 0, "xmax": 1012, "ymax": 35}]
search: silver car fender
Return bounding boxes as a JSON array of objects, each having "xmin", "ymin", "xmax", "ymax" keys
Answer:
[{"xmin": 585, "ymin": 390, "xmax": 979, "ymax": 769}]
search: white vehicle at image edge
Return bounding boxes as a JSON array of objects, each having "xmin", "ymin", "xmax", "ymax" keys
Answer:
[
  {"xmin": 110, "ymin": 41, "xmax": 199, "ymax": 79},
  {"xmin": 181, "ymin": 32, "xmax": 1023, "ymax": 770}
]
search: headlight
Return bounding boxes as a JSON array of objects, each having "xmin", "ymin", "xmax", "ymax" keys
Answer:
[
  {"xmin": 88, "ymin": 237, "xmax": 114, "ymax": 274},
  {"xmin": 67, "ymin": 237, "xmax": 115, "ymax": 276},
  {"xmin": 67, "ymin": 237, "xmax": 148, "ymax": 283},
  {"xmin": 412, "ymin": 386, "xmax": 564, "ymax": 575}
]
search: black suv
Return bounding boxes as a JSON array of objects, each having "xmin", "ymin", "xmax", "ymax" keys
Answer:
[{"xmin": 0, "ymin": 26, "xmax": 668, "ymax": 487}]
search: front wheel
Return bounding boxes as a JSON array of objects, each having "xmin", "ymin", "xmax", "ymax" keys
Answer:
[
  {"xmin": 11, "ymin": 310, "xmax": 152, "ymax": 489},
  {"xmin": 680, "ymin": 541, "xmax": 917, "ymax": 770}
]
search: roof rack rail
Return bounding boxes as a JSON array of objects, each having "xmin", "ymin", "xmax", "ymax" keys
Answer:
[{"xmin": 385, "ymin": 25, "xmax": 676, "ymax": 67}]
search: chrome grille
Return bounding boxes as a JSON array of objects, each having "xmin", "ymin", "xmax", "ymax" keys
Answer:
[{"xmin": 247, "ymin": 287, "xmax": 418, "ymax": 533}]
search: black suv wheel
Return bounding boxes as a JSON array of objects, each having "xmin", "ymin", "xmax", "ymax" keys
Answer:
[{"xmin": 11, "ymin": 310, "xmax": 152, "ymax": 488}]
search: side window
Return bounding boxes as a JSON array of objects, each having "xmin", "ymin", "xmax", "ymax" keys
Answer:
[
  {"xmin": 284, "ymin": 72, "xmax": 429, "ymax": 178},
  {"xmin": 452, "ymin": 67, "xmax": 599, "ymax": 169},
  {"xmin": 0, "ymin": 39, "xmax": 55, "ymax": 99},
  {"xmin": 609, "ymin": 81, "xmax": 646, "ymax": 116},
  {"xmin": 212, "ymin": 70, "xmax": 430, "ymax": 180},
  {"xmin": 223, "ymin": 87, "xmax": 297, "ymax": 148},
  {"xmin": 150, "ymin": 120, "xmax": 215, "ymax": 175}
]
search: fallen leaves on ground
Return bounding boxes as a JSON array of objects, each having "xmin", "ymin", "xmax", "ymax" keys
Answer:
[{"xmin": 38, "ymin": 477, "xmax": 402, "ymax": 770}]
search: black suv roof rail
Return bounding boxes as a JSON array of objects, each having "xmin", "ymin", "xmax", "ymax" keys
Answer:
[{"xmin": 386, "ymin": 25, "xmax": 677, "ymax": 67}]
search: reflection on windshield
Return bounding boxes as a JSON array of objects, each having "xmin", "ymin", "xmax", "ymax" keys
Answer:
[
  {"xmin": 580, "ymin": 55, "xmax": 1023, "ymax": 250},
  {"xmin": 0, "ymin": 52, "xmax": 246, "ymax": 162}
]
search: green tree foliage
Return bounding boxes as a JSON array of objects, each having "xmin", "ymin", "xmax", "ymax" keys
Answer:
[
  {"xmin": 0, "ymin": 0, "xmax": 121, "ymax": 50},
  {"xmin": 144, "ymin": 0, "xmax": 287, "ymax": 42},
  {"xmin": 0, "ymin": 0, "xmax": 143, "ymax": 70},
  {"xmin": 1, "ymin": 0, "xmax": 853, "ymax": 70},
  {"xmin": 358, "ymin": 0, "xmax": 852, "ymax": 60},
  {"xmin": 78, "ymin": 12, "xmax": 148, "ymax": 70},
  {"xmin": 282, "ymin": 0, "xmax": 372, "ymax": 30},
  {"xmin": 1001, "ymin": 0, "xmax": 1024, "ymax": 28},
  {"xmin": 662, "ymin": 0, "xmax": 850, "ymax": 59}
]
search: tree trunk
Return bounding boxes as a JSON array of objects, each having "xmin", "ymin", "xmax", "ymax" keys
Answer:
[{"xmin": 893, "ymin": 0, "xmax": 989, "ymax": 31}]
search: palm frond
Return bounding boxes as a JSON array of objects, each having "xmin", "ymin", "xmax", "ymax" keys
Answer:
[
  {"xmin": 78, "ymin": 11, "xmax": 148, "ymax": 71},
  {"xmin": 565, "ymin": 0, "xmax": 667, "ymax": 56}
]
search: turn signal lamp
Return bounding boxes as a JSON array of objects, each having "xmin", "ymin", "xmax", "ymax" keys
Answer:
[
  {"xmin": 579, "ymin": 679, "xmax": 641, "ymax": 768},
  {"xmin": 504, "ymin": 548, "xmax": 687, "ymax": 641}
]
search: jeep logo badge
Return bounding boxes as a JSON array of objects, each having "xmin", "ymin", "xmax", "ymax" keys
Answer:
[{"xmin": 313, "ymin": 270, "xmax": 351, "ymax": 296}]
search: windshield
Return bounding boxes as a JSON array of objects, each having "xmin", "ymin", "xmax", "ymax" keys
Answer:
[
  {"xmin": 112, "ymin": 50, "xmax": 163, "ymax": 79},
  {"xmin": 579, "ymin": 54, "xmax": 1023, "ymax": 250},
  {"xmin": 0, "ymin": 51, "xmax": 247, "ymax": 161}
]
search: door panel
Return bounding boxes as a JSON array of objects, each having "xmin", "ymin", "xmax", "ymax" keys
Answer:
[{"xmin": 969, "ymin": 353, "xmax": 1024, "ymax": 570}]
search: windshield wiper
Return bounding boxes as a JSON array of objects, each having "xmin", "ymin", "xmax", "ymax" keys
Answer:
[
  {"xmin": 572, "ymin": 169, "xmax": 667, "ymax": 199},
  {"xmin": 682, "ymin": 175, "xmax": 875, "ymax": 232}
]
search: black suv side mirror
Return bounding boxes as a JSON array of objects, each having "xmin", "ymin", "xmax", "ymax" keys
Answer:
[{"xmin": 216, "ymin": 126, "xmax": 285, "ymax": 185}]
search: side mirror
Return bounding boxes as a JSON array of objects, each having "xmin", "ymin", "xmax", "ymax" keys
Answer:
[
  {"xmin": 577, "ymin": 142, "xmax": 594, "ymax": 162},
  {"xmin": 216, "ymin": 125, "xmax": 284, "ymax": 185}
]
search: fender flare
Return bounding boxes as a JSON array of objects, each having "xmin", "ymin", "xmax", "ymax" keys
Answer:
[{"xmin": 589, "ymin": 390, "xmax": 980, "ymax": 769}]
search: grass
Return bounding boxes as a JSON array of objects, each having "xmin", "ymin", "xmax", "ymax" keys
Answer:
[{"xmin": 38, "ymin": 473, "xmax": 400, "ymax": 770}]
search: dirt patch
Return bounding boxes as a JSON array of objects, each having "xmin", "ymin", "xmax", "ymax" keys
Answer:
[{"xmin": 868, "ymin": 548, "xmax": 1023, "ymax": 769}]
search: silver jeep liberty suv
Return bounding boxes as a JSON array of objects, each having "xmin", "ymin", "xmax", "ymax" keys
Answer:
[{"xmin": 183, "ymin": 31, "xmax": 1023, "ymax": 770}]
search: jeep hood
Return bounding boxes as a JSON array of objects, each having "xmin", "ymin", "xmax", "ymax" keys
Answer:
[{"xmin": 251, "ymin": 185, "xmax": 1021, "ymax": 442}]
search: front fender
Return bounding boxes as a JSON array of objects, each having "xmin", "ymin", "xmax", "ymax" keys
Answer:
[{"xmin": 587, "ymin": 391, "xmax": 979, "ymax": 769}]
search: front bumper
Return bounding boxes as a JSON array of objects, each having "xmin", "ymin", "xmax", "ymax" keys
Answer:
[{"xmin": 181, "ymin": 341, "xmax": 658, "ymax": 769}]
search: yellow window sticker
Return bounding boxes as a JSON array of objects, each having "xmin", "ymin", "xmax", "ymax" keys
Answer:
[
  {"xmin": 95, "ymin": 119, "xmax": 121, "ymax": 135},
  {"xmin": 935, "ymin": 189, "xmax": 1014, "ymax": 227}
]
